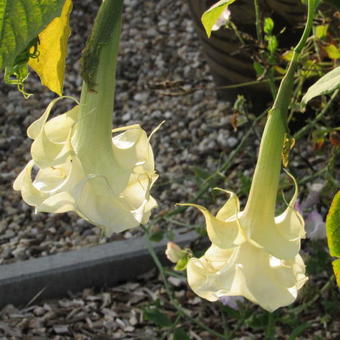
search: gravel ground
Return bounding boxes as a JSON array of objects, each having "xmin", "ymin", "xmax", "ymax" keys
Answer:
[
  {"xmin": 1, "ymin": 1, "xmax": 339, "ymax": 339},
  {"xmin": 0, "ymin": 0, "xmax": 240, "ymax": 264},
  {"xmin": 0, "ymin": 268, "xmax": 338, "ymax": 339}
]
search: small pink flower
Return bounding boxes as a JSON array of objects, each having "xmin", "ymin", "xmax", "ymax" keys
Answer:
[
  {"xmin": 219, "ymin": 296, "xmax": 244, "ymax": 310},
  {"xmin": 212, "ymin": 8, "xmax": 231, "ymax": 31},
  {"xmin": 305, "ymin": 210, "xmax": 326, "ymax": 240}
]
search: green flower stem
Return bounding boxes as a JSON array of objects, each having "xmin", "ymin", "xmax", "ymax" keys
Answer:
[
  {"xmin": 253, "ymin": 0, "xmax": 263, "ymax": 45},
  {"xmin": 73, "ymin": 0, "xmax": 123, "ymax": 168},
  {"xmin": 244, "ymin": 0, "xmax": 316, "ymax": 217},
  {"xmin": 142, "ymin": 226, "xmax": 229, "ymax": 340},
  {"xmin": 294, "ymin": 89, "xmax": 339, "ymax": 140}
]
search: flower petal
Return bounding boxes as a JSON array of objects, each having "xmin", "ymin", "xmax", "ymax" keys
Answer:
[
  {"xmin": 71, "ymin": 175, "xmax": 144, "ymax": 235},
  {"xmin": 178, "ymin": 203, "xmax": 240, "ymax": 249},
  {"xmin": 27, "ymin": 96, "xmax": 78, "ymax": 139},
  {"xmin": 215, "ymin": 189, "xmax": 240, "ymax": 221},
  {"xmin": 249, "ymin": 217, "xmax": 302, "ymax": 260},
  {"xmin": 13, "ymin": 161, "xmax": 47, "ymax": 207},
  {"xmin": 187, "ymin": 242, "xmax": 307, "ymax": 312},
  {"xmin": 30, "ymin": 106, "xmax": 79, "ymax": 167},
  {"xmin": 275, "ymin": 172, "xmax": 305, "ymax": 241},
  {"xmin": 37, "ymin": 191, "xmax": 75, "ymax": 213},
  {"xmin": 112, "ymin": 126, "xmax": 154, "ymax": 172},
  {"xmin": 187, "ymin": 247, "xmax": 237, "ymax": 302},
  {"xmin": 236, "ymin": 243, "xmax": 307, "ymax": 312}
]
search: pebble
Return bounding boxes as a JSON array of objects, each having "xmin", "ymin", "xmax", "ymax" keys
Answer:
[{"xmin": 227, "ymin": 137, "xmax": 239, "ymax": 148}]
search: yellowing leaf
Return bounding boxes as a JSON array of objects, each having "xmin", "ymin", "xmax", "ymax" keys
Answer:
[
  {"xmin": 29, "ymin": 0, "xmax": 73, "ymax": 95},
  {"xmin": 281, "ymin": 50, "xmax": 294, "ymax": 62},
  {"xmin": 326, "ymin": 191, "xmax": 340, "ymax": 287},
  {"xmin": 324, "ymin": 44, "xmax": 340, "ymax": 60},
  {"xmin": 314, "ymin": 24, "xmax": 328, "ymax": 39},
  {"xmin": 326, "ymin": 191, "xmax": 340, "ymax": 258},
  {"xmin": 333, "ymin": 259, "xmax": 340, "ymax": 288}
]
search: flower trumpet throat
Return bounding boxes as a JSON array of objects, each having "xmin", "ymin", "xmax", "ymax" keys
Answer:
[{"xmin": 13, "ymin": 0, "xmax": 158, "ymax": 235}]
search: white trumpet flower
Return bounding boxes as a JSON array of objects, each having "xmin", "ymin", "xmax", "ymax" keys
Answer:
[
  {"xmin": 13, "ymin": 97, "xmax": 158, "ymax": 235},
  {"xmin": 14, "ymin": 3, "xmax": 158, "ymax": 235},
  {"xmin": 181, "ymin": 110, "xmax": 308, "ymax": 312}
]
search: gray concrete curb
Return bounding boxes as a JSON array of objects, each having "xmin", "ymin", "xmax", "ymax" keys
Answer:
[{"xmin": 0, "ymin": 231, "xmax": 199, "ymax": 308}]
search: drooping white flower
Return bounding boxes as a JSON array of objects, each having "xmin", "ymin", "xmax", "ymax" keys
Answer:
[
  {"xmin": 13, "ymin": 97, "xmax": 158, "ymax": 235},
  {"xmin": 181, "ymin": 110, "xmax": 307, "ymax": 312},
  {"xmin": 13, "ymin": 3, "xmax": 158, "ymax": 235}
]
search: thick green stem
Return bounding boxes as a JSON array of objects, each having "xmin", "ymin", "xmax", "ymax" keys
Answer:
[
  {"xmin": 244, "ymin": 0, "xmax": 316, "ymax": 217},
  {"xmin": 73, "ymin": 0, "xmax": 123, "ymax": 182},
  {"xmin": 253, "ymin": 0, "xmax": 263, "ymax": 45}
]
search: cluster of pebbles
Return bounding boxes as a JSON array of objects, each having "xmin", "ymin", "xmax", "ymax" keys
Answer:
[
  {"xmin": 0, "ymin": 1, "xmax": 339, "ymax": 338},
  {"xmin": 0, "ymin": 0, "xmax": 244, "ymax": 265}
]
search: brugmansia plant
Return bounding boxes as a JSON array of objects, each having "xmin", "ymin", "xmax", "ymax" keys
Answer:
[
  {"xmin": 180, "ymin": 0, "xmax": 321, "ymax": 312},
  {"xmin": 13, "ymin": 0, "xmax": 158, "ymax": 235}
]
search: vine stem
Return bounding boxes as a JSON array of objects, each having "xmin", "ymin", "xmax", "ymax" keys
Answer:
[
  {"xmin": 253, "ymin": 0, "xmax": 263, "ymax": 45},
  {"xmin": 294, "ymin": 89, "xmax": 339, "ymax": 140},
  {"xmin": 142, "ymin": 226, "xmax": 229, "ymax": 340}
]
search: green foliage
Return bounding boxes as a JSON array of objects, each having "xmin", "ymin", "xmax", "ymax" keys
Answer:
[
  {"xmin": 263, "ymin": 17, "xmax": 274, "ymax": 35},
  {"xmin": 201, "ymin": 0, "xmax": 236, "ymax": 37},
  {"xmin": 301, "ymin": 67, "xmax": 340, "ymax": 109},
  {"xmin": 143, "ymin": 307, "xmax": 172, "ymax": 327},
  {"xmin": 174, "ymin": 255, "xmax": 190, "ymax": 271},
  {"xmin": 172, "ymin": 328, "xmax": 190, "ymax": 340},
  {"xmin": 314, "ymin": 24, "xmax": 328, "ymax": 39},
  {"xmin": 326, "ymin": 191, "xmax": 340, "ymax": 257},
  {"xmin": 264, "ymin": 17, "xmax": 278, "ymax": 56},
  {"xmin": 288, "ymin": 323, "xmax": 311, "ymax": 339},
  {"xmin": 332, "ymin": 259, "xmax": 340, "ymax": 287},
  {"xmin": 326, "ymin": 191, "xmax": 340, "ymax": 287},
  {"xmin": 149, "ymin": 228, "xmax": 165, "ymax": 242},
  {"xmin": 0, "ymin": 0, "xmax": 65, "ymax": 71}
]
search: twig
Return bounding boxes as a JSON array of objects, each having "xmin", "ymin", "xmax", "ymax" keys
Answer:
[
  {"xmin": 253, "ymin": 0, "xmax": 263, "ymax": 45},
  {"xmin": 294, "ymin": 89, "xmax": 339, "ymax": 140}
]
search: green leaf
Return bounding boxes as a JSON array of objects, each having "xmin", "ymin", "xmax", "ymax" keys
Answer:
[
  {"xmin": 143, "ymin": 308, "xmax": 172, "ymax": 327},
  {"xmin": 288, "ymin": 323, "xmax": 311, "ymax": 340},
  {"xmin": 174, "ymin": 255, "xmax": 189, "ymax": 271},
  {"xmin": 314, "ymin": 24, "xmax": 328, "ymax": 39},
  {"xmin": 149, "ymin": 229, "xmax": 164, "ymax": 242},
  {"xmin": 265, "ymin": 35, "xmax": 278, "ymax": 55},
  {"xmin": 173, "ymin": 328, "xmax": 190, "ymax": 340},
  {"xmin": 201, "ymin": 0, "xmax": 236, "ymax": 38},
  {"xmin": 324, "ymin": 44, "xmax": 340, "ymax": 60},
  {"xmin": 301, "ymin": 66, "xmax": 340, "ymax": 109},
  {"xmin": 326, "ymin": 191, "xmax": 340, "ymax": 257},
  {"xmin": 332, "ymin": 259, "xmax": 340, "ymax": 288},
  {"xmin": 264, "ymin": 17, "xmax": 274, "ymax": 35},
  {"xmin": 253, "ymin": 61, "xmax": 265, "ymax": 77},
  {"xmin": 326, "ymin": 191, "xmax": 340, "ymax": 288},
  {"xmin": 0, "ymin": 0, "xmax": 66, "ymax": 71}
]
